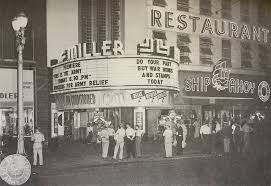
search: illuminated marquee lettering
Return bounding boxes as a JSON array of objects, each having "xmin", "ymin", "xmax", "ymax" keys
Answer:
[
  {"xmin": 201, "ymin": 18, "xmax": 213, "ymax": 35},
  {"xmin": 137, "ymin": 38, "xmax": 180, "ymax": 62},
  {"xmin": 177, "ymin": 15, "xmax": 187, "ymax": 30},
  {"xmin": 258, "ymin": 81, "xmax": 270, "ymax": 102},
  {"xmin": 60, "ymin": 40, "xmax": 124, "ymax": 62},
  {"xmin": 184, "ymin": 77, "xmax": 210, "ymax": 92},
  {"xmin": 184, "ymin": 60, "xmax": 268, "ymax": 102},
  {"xmin": 64, "ymin": 94, "xmax": 95, "ymax": 106},
  {"xmin": 149, "ymin": 7, "xmax": 270, "ymax": 43},
  {"xmin": 215, "ymin": 20, "xmax": 225, "ymax": 35}
]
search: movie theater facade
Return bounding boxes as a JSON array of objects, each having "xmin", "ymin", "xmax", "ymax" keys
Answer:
[
  {"xmin": 50, "ymin": 38, "xmax": 180, "ymax": 139},
  {"xmin": 48, "ymin": 0, "xmax": 271, "ymax": 139}
]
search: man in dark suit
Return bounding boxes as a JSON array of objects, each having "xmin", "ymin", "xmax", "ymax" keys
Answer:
[{"xmin": 176, "ymin": 122, "xmax": 184, "ymax": 155}]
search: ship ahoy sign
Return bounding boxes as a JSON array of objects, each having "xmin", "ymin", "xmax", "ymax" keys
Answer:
[{"xmin": 184, "ymin": 59, "xmax": 270, "ymax": 102}]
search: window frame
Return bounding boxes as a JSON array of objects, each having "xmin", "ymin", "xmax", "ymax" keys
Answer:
[{"xmin": 222, "ymin": 39, "xmax": 232, "ymax": 67}]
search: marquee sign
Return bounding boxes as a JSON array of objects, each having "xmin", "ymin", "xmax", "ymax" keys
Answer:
[
  {"xmin": 55, "ymin": 89, "xmax": 174, "ymax": 110},
  {"xmin": 182, "ymin": 60, "xmax": 270, "ymax": 102},
  {"xmin": 52, "ymin": 38, "xmax": 181, "ymax": 94},
  {"xmin": 148, "ymin": 6, "xmax": 270, "ymax": 43},
  {"xmin": 52, "ymin": 56, "xmax": 179, "ymax": 93},
  {"xmin": 137, "ymin": 38, "xmax": 180, "ymax": 62}
]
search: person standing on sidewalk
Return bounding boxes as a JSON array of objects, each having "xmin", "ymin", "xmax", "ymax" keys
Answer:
[
  {"xmin": 221, "ymin": 121, "xmax": 232, "ymax": 155},
  {"xmin": 200, "ymin": 123, "xmax": 211, "ymax": 154},
  {"xmin": 113, "ymin": 124, "xmax": 126, "ymax": 160},
  {"xmin": 0, "ymin": 124, "xmax": 3, "ymax": 154},
  {"xmin": 107, "ymin": 123, "xmax": 115, "ymax": 158},
  {"xmin": 135, "ymin": 125, "xmax": 144, "ymax": 158},
  {"xmin": 232, "ymin": 122, "xmax": 242, "ymax": 154},
  {"xmin": 176, "ymin": 121, "xmax": 184, "ymax": 155},
  {"xmin": 193, "ymin": 119, "xmax": 201, "ymax": 139},
  {"xmin": 99, "ymin": 126, "xmax": 110, "ymax": 159},
  {"xmin": 242, "ymin": 120, "xmax": 253, "ymax": 155},
  {"xmin": 31, "ymin": 127, "xmax": 45, "ymax": 166},
  {"xmin": 125, "ymin": 123, "xmax": 136, "ymax": 159},
  {"xmin": 163, "ymin": 124, "xmax": 173, "ymax": 158},
  {"xmin": 86, "ymin": 123, "xmax": 93, "ymax": 145}
]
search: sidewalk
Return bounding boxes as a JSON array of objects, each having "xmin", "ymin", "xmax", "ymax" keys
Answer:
[{"xmin": 36, "ymin": 139, "xmax": 210, "ymax": 175}]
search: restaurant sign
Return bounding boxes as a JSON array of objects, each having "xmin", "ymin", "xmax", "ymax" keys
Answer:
[
  {"xmin": 183, "ymin": 60, "xmax": 270, "ymax": 102},
  {"xmin": 148, "ymin": 6, "xmax": 269, "ymax": 43}
]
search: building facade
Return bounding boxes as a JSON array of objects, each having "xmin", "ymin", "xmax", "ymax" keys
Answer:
[
  {"xmin": 0, "ymin": 0, "xmax": 49, "ymax": 146},
  {"xmin": 48, "ymin": 0, "xmax": 271, "ymax": 140}
]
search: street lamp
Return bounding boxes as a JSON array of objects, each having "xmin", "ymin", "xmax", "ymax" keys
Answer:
[
  {"xmin": 12, "ymin": 12, "xmax": 28, "ymax": 155},
  {"xmin": 0, "ymin": 12, "xmax": 31, "ymax": 186}
]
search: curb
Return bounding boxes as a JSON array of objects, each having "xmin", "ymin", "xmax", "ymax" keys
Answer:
[{"xmin": 38, "ymin": 153, "xmax": 213, "ymax": 177}]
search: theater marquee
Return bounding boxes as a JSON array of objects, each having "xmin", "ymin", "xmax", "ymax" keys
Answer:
[
  {"xmin": 52, "ymin": 39, "xmax": 180, "ymax": 93},
  {"xmin": 52, "ymin": 56, "xmax": 179, "ymax": 93}
]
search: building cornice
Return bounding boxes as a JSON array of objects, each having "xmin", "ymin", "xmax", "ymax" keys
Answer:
[{"xmin": 179, "ymin": 64, "xmax": 270, "ymax": 76}]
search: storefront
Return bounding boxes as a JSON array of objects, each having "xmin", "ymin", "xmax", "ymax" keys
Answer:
[
  {"xmin": 51, "ymin": 38, "xmax": 180, "ymax": 140},
  {"xmin": 175, "ymin": 60, "xmax": 271, "ymax": 131},
  {"xmin": 0, "ymin": 68, "xmax": 34, "ymax": 138}
]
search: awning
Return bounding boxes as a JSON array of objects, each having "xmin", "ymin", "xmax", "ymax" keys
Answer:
[
  {"xmin": 178, "ymin": 45, "xmax": 191, "ymax": 53},
  {"xmin": 153, "ymin": 30, "xmax": 167, "ymax": 40},
  {"xmin": 200, "ymin": 37, "xmax": 213, "ymax": 45},
  {"xmin": 200, "ymin": 47, "xmax": 213, "ymax": 55},
  {"xmin": 200, "ymin": 57, "xmax": 213, "ymax": 65},
  {"xmin": 177, "ymin": 35, "xmax": 191, "ymax": 43},
  {"xmin": 153, "ymin": 0, "xmax": 167, "ymax": 7},
  {"xmin": 180, "ymin": 56, "xmax": 192, "ymax": 64}
]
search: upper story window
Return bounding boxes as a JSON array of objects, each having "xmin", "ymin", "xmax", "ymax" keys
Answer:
[
  {"xmin": 222, "ymin": 39, "xmax": 231, "ymax": 67},
  {"xmin": 241, "ymin": 42, "xmax": 252, "ymax": 68},
  {"xmin": 153, "ymin": 30, "xmax": 167, "ymax": 45},
  {"xmin": 177, "ymin": 0, "xmax": 189, "ymax": 12},
  {"xmin": 200, "ymin": 37, "xmax": 213, "ymax": 65},
  {"xmin": 200, "ymin": 0, "xmax": 212, "ymax": 16},
  {"xmin": 240, "ymin": 0, "xmax": 249, "ymax": 23},
  {"xmin": 258, "ymin": 44, "xmax": 270, "ymax": 69},
  {"xmin": 177, "ymin": 34, "xmax": 191, "ymax": 64},
  {"xmin": 153, "ymin": 0, "xmax": 167, "ymax": 7},
  {"xmin": 221, "ymin": 0, "xmax": 231, "ymax": 19}
]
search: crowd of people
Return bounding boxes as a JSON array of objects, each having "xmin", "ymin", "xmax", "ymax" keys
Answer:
[
  {"xmin": 85, "ymin": 114, "xmax": 190, "ymax": 160},
  {"xmin": 86, "ymin": 120, "xmax": 145, "ymax": 160},
  {"xmin": 198, "ymin": 111, "xmax": 270, "ymax": 158}
]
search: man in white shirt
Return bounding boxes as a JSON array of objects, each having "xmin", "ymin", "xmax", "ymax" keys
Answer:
[
  {"xmin": 113, "ymin": 124, "xmax": 126, "ymax": 160},
  {"xmin": 99, "ymin": 126, "xmax": 110, "ymax": 159},
  {"xmin": 125, "ymin": 123, "xmax": 136, "ymax": 158},
  {"xmin": 31, "ymin": 127, "xmax": 45, "ymax": 166},
  {"xmin": 200, "ymin": 123, "xmax": 211, "ymax": 153}
]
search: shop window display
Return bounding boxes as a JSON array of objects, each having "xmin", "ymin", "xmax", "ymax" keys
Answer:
[{"xmin": 0, "ymin": 107, "xmax": 34, "ymax": 137}]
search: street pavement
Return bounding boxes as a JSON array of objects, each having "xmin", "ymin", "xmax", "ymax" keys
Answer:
[
  {"xmin": 1, "ymin": 155, "xmax": 268, "ymax": 186},
  {"xmin": 0, "ymin": 140, "xmax": 270, "ymax": 186}
]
